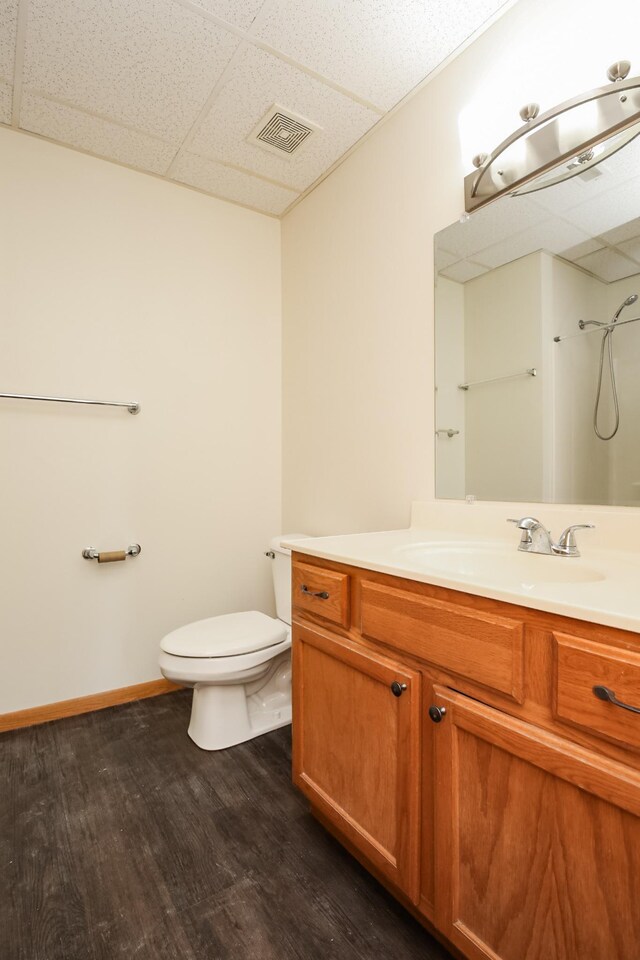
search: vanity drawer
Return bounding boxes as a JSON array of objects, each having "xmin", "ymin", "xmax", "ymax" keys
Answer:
[
  {"xmin": 554, "ymin": 633, "xmax": 640, "ymax": 750},
  {"xmin": 292, "ymin": 560, "xmax": 350, "ymax": 629},
  {"xmin": 360, "ymin": 581, "xmax": 524, "ymax": 701}
]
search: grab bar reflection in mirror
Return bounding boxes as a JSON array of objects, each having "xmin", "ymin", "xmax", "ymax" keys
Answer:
[
  {"xmin": 0, "ymin": 392, "xmax": 140, "ymax": 414},
  {"xmin": 458, "ymin": 368, "xmax": 536, "ymax": 390}
]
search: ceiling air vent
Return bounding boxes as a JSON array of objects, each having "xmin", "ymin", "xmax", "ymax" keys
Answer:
[{"xmin": 248, "ymin": 104, "xmax": 320, "ymax": 160}]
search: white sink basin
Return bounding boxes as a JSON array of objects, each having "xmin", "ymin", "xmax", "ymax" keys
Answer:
[{"xmin": 394, "ymin": 541, "xmax": 605, "ymax": 589}]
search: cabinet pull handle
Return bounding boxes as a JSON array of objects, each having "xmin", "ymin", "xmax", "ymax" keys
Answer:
[
  {"xmin": 390, "ymin": 681, "xmax": 407, "ymax": 697},
  {"xmin": 428, "ymin": 705, "xmax": 447, "ymax": 723},
  {"xmin": 593, "ymin": 685, "xmax": 640, "ymax": 715},
  {"xmin": 300, "ymin": 584, "xmax": 329, "ymax": 600}
]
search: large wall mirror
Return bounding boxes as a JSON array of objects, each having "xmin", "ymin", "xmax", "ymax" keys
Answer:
[{"xmin": 434, "ymin": 135, "xmax": 640, "ymax": 506}]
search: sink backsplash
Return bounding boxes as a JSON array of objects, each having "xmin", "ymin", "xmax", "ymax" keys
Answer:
[{"xmin": 412, "ymin": 501, "xmax": 640, "ymax": 554}]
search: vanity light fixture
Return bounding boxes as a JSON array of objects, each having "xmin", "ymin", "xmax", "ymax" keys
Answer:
[{"xmin": 464, "ymin": 61, "xmax": 640, "ymax": 212}]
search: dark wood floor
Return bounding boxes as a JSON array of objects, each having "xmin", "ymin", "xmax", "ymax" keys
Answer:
[{"xmin": 1, "ymin": 690, "xmax": 453, "ymax": 960}]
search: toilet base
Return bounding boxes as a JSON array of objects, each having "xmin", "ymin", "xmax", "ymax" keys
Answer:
[{"xmin": 187, "ymin": 653, "xmax": 291, "ymax": 751}]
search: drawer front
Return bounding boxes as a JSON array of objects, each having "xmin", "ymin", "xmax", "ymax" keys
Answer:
[
  {"xmin": 292, "ymin": 560, "xmax": 350, "ymax": 628},
  {"xmin": 360, "ymin": 581, "xmax": 524, "ymax": 701},
  {"xmin": 555, "ymin": 633, "xmax": 640, "ymax": 749}
]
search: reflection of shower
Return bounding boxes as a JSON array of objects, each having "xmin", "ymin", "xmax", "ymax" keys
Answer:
[{"xmin": 578, "ymin": 293, "xmax": 639, "ymax": 440}]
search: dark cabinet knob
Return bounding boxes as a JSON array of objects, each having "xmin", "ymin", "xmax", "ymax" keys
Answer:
[
  {"xmin": 428, "ymin": 705, "xmax": 447, "ymax": 723},
  {"xmin": 390, "ymin": 681, "xmax": 407, "ymax": 697}
]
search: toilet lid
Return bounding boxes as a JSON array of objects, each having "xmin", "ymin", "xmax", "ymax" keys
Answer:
[{"xmin": 160, "ymin": 611, "xmax": 288, "ymax": 658}]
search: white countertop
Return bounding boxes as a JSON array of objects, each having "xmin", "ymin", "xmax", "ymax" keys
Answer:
[{"xmin": 283, "ymin": 503, "xmax": 640, "ymax": 634}]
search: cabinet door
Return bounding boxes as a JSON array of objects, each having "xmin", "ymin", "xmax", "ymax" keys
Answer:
[
  {"xmin": 292, "ymin": 624, "xmax": 421, "ymax": 902},
  {"xmin": 430, "ymin": 685, "xmax": 640, "ymax": 960}
]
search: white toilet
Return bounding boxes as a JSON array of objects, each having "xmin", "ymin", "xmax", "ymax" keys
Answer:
[{"xmin": 158, "ymin": 534, "xmax": 308, "ymax": 751}]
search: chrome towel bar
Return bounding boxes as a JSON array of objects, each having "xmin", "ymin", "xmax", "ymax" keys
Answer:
[
  {"xmin": 82, "ymin": 544, "xmax": 142, "ymax": 563},
  {"xmin": 458, "ymin": 368, "xmax": 537, "ymax": 390},
  {"xmin": 0, "ymin": 392, "xmax": 140, "ymax": 414},
  {"xmin": 553, "ymin": 314, "xmax": 640, "ymax": 343}
]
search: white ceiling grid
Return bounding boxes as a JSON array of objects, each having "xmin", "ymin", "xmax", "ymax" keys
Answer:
[
  {"xmin": 1, "ymin": 0, "xmax": 512, "ymax": 216},
  {"xmin": 253, "ymin": 0, "xmax": 512, "ymax": 111}
]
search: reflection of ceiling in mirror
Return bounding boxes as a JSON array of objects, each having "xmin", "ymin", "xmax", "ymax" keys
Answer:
[{"xmin": 437, "ymin": 136, "xmax": 640, "ymax": 284}]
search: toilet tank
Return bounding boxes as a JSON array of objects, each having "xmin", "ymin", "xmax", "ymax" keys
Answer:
[{"xmin": 269, "ymin": 534, "xmax": 309, "ymax": 625}]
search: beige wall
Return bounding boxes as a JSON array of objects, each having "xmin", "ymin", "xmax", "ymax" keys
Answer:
[
  {"xmin": 434, "ymin": 277, "xmax": 465, "ymax": 499},
  {"xmin": 546, "ymin": 255, "xmax": 608, "ymax": 505},
  {"xmin": 463, "ymin": 254, "xmax": 545, "ymax": 502},
  {"xmin": 1, "ymin": 129, "xmax": 281, "ymax": 713},
  {"xmin": 281, "ymin": 0, "xmax": 638, "ymax": 534},
  {"xmin": 281, "ymin": 77, "xmax": 446, "ymax": 534}
]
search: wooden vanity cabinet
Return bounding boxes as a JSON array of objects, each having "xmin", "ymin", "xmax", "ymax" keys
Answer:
[
  {"xmin": 291, "ymin": 554, "xmax": 640, "ymax": 960},
  {"xmin": 292, "ymin": 623, "xmax": 422, "ymax": 902},
  {"xmin": 431, "ymin": 685, "xmax": 640, "ymax": 960}
]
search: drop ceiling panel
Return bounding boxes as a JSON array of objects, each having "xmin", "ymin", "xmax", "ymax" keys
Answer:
[
  {"xmin": 186, "ymin": 0, "xmax": 266, "ymax": 30},
  {"xmin": 20, "ymin": 93, "xmax": 177, "ymax": 174},
  {"xmin": 0, "ymin": 0, "xmax": 18, "ymax": 82},
  {"xmin": 437, "ymin": 197, "xmax": 548, "ymax": 260},
  {"xmin": 0, "ymin": 81, "xmax": 11, "ymax": 124},
  {"xmin": 440, "ymin": 260, "xmax": 489, "ymax": 283},
  {"xmin": 188, "ymin": 45, "xmax": 379, "ymax": 191},
  {"xmin": 474, "ymin": 220, "xmax": 591, "ymax": 270},
  {"xmin": 5, "ymin": 0, "xmax": 518, "ymax": 215},
  {"xmin": 617, "ymin": 237, "xmax": 640, "ymax": 265},
  {"xmin": 22, "ymin": 0, "xmax": 240, "ymax": 144},
  {"xmin": 254, "ymin": 0, "xmax": 511, "ymax": 110},
  {"xmin": 172, "ymin": 151, "xmax": 298, "ymax": 215},
  {"xmin": 435, "ymin": 247, "xmax": 460, "ymax": 271},
  {"xmin": 574, "ymin": 247, "xmax": 640, "ymax": 283},
  {"xmin": 599, "ymin": 216, "xmax": 640, "ymax": 246},
  {"xmin": 562, "ymin": 179, "xmax": 640, "ymax": 238},
  {"xmin": 560, "ymin": 238, "xmax": 604, "ymax": 261}
]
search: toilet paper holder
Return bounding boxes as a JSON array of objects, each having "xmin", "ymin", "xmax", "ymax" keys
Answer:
[{"xmin": 82, "ymin": 543, "xmax": 142, "ymax": 563}]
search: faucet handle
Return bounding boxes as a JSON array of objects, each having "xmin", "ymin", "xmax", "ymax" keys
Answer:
[
  {"xmin": 507, "ymin": 517, "xmax": 538, "ymax": 546},
  {"xmin": 556, "ymin": 523, "xmax": 595, "ymax": 556},
  {"xmin": 509, "ymin": 516, "xmax": 540, "ymax": 530}
]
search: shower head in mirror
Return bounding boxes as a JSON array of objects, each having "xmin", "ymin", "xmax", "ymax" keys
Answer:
[{"xmin": 613, "ymin": 293, "xmax": 638, "ymax": 322}]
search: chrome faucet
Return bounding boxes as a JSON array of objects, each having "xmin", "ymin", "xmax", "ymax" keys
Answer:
[{"xmin": 507, "ymin": 517, "xmax": 594, "ymax": 557}]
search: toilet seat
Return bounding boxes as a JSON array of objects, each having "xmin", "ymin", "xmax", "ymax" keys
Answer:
[
  {"xmin": 159, "ymin": 632, "xmax": 291, "ymax": 685},
  {"xmin": 160, "ymin": 610, "xmax": 287, "ymax": 659}
]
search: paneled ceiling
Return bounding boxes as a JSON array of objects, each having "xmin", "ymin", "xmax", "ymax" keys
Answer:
[{"xmin": 0, "ymin": 0, "xmax": 512, "ymax": 216}]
